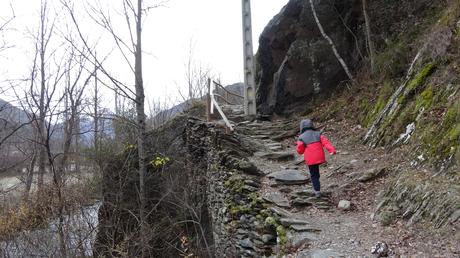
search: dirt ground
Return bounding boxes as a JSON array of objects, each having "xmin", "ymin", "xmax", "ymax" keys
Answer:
[{"xmin": 246, "ymin": 117, "xmax": 459, "ymax": 258}]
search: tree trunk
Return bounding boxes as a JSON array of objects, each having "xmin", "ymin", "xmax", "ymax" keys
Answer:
[
  {"xmin": 24, "ymin": 145, "xmax": 37, "ymax": 200},
  {"xmin": 74, "ymin": 113, "xmax": 80, "ymax": 173},
  {"xmin": 93, "ymin": 56, "xmax": 99, "ymax": 153},
  {"xmin": 309, "ymin": 0, "xmax": 354, "ymax": 81},
  {"xmin": 362, "ymin": 0, "xmax": 375, "ymax": 74},
  {"xmin": 135, "ymin": 0, "xmax": 148, "ymax": 256},
  {"xmin": 37, "ymin": 1, "xmax": 47, "ymax": 194}
]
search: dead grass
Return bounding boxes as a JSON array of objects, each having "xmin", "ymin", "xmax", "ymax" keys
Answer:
[{"xmin": 0, "ymin": 178, "xmax": 100, "ymax": 241}]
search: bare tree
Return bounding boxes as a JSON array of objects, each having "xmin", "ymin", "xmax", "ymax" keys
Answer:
[
  {"xmin": 132, "ymin": 2, "xmax": 148, "ymax": 255},
  {"xmin": 362, "ymin": 0, "xmax": 375, "ymax": 74},
  {"xmin": 36, "ymin": 0, "xmax": 55, "ymax": 194},
  {"xmin": 0, "ymin": 3, "xmax": 15, "ymax": 53},
  {"xmin": 62, "ymin": 1, "xmax": 166, "ymax": 255},
  {"xmin": 93, "ymin": 55, "xmax": 100, "ymax": 152},
  {"xmin": 309, "ymin": 0, "xmax": 354, "ymax": 81},
  {"xmin": 178, "ymin": 39, "xmax": 211, "ymax": 103},
  {"xmin": 147, "ymin": 95, "xmax": 176, "ymax": 129}
]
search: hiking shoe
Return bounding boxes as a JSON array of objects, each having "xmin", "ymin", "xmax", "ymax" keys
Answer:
[{"xmin": 314, "ymin": 191, "xmax": 322, "ymax": 198}]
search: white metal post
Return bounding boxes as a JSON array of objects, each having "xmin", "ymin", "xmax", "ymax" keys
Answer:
[{"xmin": 242, "ymin": 0, "xmax": 257, "ymax": 116}]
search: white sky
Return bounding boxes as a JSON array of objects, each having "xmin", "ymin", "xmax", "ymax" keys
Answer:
[{"xmin": 0, "ymin": 0, "xmax": 288, "ymax": 109}]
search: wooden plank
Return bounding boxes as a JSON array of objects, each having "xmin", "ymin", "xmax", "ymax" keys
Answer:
[
  {"xmin": 211, "ymin": 95, "xmax": 234, "ymax": 131},
  {"xmin": 213, "ymin": 80, "xmax": 244, "ymax": 99},
  {"xmin": 213, "ymin": 94, "xmax": 236, "ymax": 105},
  {"xmin": 206, "ymin": 78, "xmax": 211, "ymax": 121}
]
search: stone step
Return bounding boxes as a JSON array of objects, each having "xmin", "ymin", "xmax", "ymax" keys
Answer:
[
  {"xmin": 296, "ymin": 249, "xmax": 343, "ymax": 258},
  {"xmin": 290, "ymin": 224, "xmax": 322, "ymax": 232},
  {"xmin": 291, "ymin": 197, "xmax": 314, "ymax": 206},
  {"xmin": 269, "ymin": 207, "xmax": 293, "ymax": 218},
  {"xmin": 268, "ymin": 146, "xmax": 283, "ymax": 151},
  {"xmin": 280, "ymin": 218, "xmax": 310, "ymax": 226},
  {"xmin": 271, "ymin": 130, "xmax": 297, "ymax": 141},
  {"xmin": 259, "ymin": 151, "xmax": 295, "ymax": 161},
  {"xmin": 267, "ymin": 170, "xmax": 309, "ymax": 185},
  {"xmin": 286, "ymin": 231, "xmax": 318, "ymax": 249},
  {"xmin": 291, "ymin": 189, "xmax": 332, "ymax": 197},
  {"xmin": 262, "ymin": 192, "xmax": 290, "ymax": 208},
  {"xmin": 266, "ymin": 142, "xmax": 282, "ymax": 147},
  {"xmin": 251, "ymin": 135, "xmax": 271, "ymax": 140}
]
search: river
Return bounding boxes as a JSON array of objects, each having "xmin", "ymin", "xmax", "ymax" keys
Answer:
[{"xmin": 0, "ymin": 202, "xmax": 100, "ymax": 258}]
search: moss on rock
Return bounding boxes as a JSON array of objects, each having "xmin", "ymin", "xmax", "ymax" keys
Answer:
[
  {"xmin": 363, "ymin": 81, "xmax": 394, "ymax": 127},
  {"xmin": 407, "ymin": 63, "xmax": 436, "ymax": 91},
  {"xmin": 415, "ymin": 85, "xmax": 434, "ymax": 110}
]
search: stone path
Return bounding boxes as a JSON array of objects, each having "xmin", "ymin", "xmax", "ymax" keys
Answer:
[{"xmin": 220, "ymin": 105, "xmax": 459, "ymax": 258}]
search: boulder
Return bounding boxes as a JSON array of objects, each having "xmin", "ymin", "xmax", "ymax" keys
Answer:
[{"xmin": 255, "ymin": 0, "xmax": 361, "ymax": 114}]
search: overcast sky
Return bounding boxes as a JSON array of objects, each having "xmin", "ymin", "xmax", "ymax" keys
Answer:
[{"xmin": 0, "ymin": 0, "xmax": 288, "ymax": 109}]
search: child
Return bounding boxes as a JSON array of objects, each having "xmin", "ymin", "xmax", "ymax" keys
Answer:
[{"xmin": 296, "ymin": 119, "xmax": 336, "ymax": 197}]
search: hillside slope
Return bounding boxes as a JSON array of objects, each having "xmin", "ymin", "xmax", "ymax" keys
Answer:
[{"xmin": 255, "ymin": 0, "xmax": 459, "ymax": 231}]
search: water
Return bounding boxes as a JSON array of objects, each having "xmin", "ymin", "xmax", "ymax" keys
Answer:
[{"xmin": 0, "ymin": 202, "xmax": 100, "ymax": 258}]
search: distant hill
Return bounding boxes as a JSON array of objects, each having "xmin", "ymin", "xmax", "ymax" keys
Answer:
[
  {"xmin": 0, "ymin": 98, "xmax": 30, "ymax": 124},
  {"xmin": 148, "ymin": 82, "xmax": 244, "ymax": 128},
  {"xmin": 0, "ymin": 98, "xmax": 116, "ymax": 148}
]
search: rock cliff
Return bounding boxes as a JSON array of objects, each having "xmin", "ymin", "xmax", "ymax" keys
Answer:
[
  {"xmin": 254, "ymin": 0, "xmax": 459, "ymax": 237},
  {"xmin": 255, "ymin": 0, "xmax": 361, "ymax": 114}
]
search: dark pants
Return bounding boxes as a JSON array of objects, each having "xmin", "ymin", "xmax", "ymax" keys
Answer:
[{"xmin": 308, "ymin": 164, "xmax": 320, "ymax": 191}]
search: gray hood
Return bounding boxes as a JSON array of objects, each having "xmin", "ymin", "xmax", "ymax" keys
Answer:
[
  {"xmin": 299, "ymin": 119, "xmax": 321, "ymax": 145},
  {"xmin": 300, "ymin": 119, "xmax": 314, "ymax": 133}
]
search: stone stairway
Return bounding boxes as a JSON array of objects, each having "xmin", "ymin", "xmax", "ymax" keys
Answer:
[
  {"xmin": 217, "ymin": 105, "xmax": 337, "ymax": 257},
  {"xmin": 211, "ymin": 104, "xmax": 457, "ymax": 257}
]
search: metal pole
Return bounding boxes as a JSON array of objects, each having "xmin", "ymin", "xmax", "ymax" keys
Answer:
[{"xmin": 242, "ymin": 0, "xmax": 257, "ymax": 116}]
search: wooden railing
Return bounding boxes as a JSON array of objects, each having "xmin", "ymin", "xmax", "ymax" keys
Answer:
[
  {"xmin": 206, "ymin": 79, "xmax": 244, "ymax": 132},
  {"xmin": 212, "ymin": 81, "xmax": 244, "ymax": 105}
]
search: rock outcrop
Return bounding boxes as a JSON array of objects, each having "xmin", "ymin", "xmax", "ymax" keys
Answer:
[{"xmin": 255, "ymin": 0, "xmax": 361, "ymax": 114}]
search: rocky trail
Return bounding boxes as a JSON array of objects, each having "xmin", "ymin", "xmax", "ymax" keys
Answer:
[{"xmin": 221, "ymin": 105, "xmax": 459, "ymax": 258}]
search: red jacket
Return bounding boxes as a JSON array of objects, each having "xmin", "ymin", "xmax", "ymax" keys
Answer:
[{"xmin": 296, "ymin": 135, "xmax": 336, "ymax": 166}]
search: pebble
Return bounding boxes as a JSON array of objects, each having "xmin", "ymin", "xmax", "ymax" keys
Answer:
[
  {"xmin": 261, "ymin": 234, "xmax": 276, "ymax": 244},
  {"xmin": 239, "ymin": 238, "xmax": 254, "ymax": 249},
  {"xmin": 338, "ymin": 200, "xmax": 351, "ymax": 210},
  {"xmin": 350, "ymin": 159, "xmax": 358, "ymax": 164}
]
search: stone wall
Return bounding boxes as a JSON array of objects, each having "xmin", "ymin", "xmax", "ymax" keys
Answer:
[{"xmin": 94, "ymin": 114, "xmax": 276, "ymax": 257}]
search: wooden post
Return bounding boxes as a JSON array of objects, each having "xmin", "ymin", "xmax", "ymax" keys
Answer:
[
  {"xmin": 206, "ymin": 78, "xmax": 211, "ymax": 121},
  {"xmin": 210, "ymin": 81, "xmax": 214, "ymax": 115}
]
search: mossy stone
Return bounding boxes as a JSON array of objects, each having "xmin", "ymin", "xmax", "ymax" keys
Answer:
[
  {"xmin": 276, "ymin": 225, "xmax": 287, "ymax": 245},
  {"xmin": 407, "ymin": 63, "xmax": 436, "ymax": 91},
  {"xmin": 415, "ymin": 85, "xmax": 434, "ymax": 110}
]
